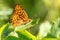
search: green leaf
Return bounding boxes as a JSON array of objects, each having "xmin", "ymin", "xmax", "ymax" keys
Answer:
[
  {"xmin": 9, "ymin": 19, "xmax": 40, "ymax": 31},
  {"xmin": 0, "ymin": 23, "xmax": 9, "ymax": 40},
  {"xmin": 41, "ymin": 38, "xmax": 57, "ymax": 40},
  {"xmin": 49, "ymin": 18, "xmax": 60, "ymax": 38},
  {"xmin": 16, "ymin": 30, "xmax": 36, "ymax": 40},
  {"xmin": 5, "ymin": 36, "xmax": 19, "ymax": 40},
  {"xmin": 4, "ymin": 19, "xmax": 39, "ymax": 40},
  {"xmin": 4, "ymin": 30, "xmax": 36, "ymax": 40}
]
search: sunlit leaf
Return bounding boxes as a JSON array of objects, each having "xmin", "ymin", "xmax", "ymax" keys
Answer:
[
  {"xmin": 9, "ymin": 19, "xmax": 40, "ymax": 31},
  {"xmin": 16, "ymin": 30, "xmax": 36, "ymax": 40},
  {"xmin": 0, "ymin": 23, "xmax": 9, "ymax": 40},
  {"xmin": 41, "ymin": 38, "xmax": 57, "ymax": 40}
]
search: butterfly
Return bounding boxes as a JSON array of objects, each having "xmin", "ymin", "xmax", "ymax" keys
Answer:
[{"xmin": 10, "ymin": 4, "xmax": 31, "ymax": 26}]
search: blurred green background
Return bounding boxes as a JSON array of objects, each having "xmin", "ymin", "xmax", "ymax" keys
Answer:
[{"xmin": 0, "ymin": 0, "xmax": 60, "ymax": 40}]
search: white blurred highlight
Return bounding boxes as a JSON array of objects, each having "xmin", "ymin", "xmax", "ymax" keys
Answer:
[{"xmin": 39, "ymin": 21, "xmax": 52, "ymax": 37}]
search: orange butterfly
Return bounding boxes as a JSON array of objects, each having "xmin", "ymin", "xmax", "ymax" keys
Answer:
[{"xmin": 10, "ymin": 4, "xmax": 31, "ymax": 26}]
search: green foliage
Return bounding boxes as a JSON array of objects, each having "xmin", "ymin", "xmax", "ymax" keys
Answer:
[
  {"xmin": 0, "ymin": 0, "xmax": 60, "ymax": 40},
  {"xmin": 0, "ymin": 19, "xmax": 39, "ymax": 40},
  {"xmin": 48, "ymin": 18, "xmax": 60, "ymax": 38},
  {"xmin": 41, "ymin": 38, "xmax": 58, "ymax": 40},
  {"xmin": 5, "ymin": 36, "xmax": 19, "ymax": 40},
  {"xmin": 5, "ymin": 30, "xmax": 36, "ymax": 40}
]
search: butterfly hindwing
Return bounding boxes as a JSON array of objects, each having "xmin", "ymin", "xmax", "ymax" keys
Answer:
[{"xmin": 10, "ymin": 4, "xmax": 31, "ymax": 26}]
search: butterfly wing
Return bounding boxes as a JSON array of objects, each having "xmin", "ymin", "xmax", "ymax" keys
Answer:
[{"xmin": 10, "ymin": 4, "xmax": 30, "ymax": 26}]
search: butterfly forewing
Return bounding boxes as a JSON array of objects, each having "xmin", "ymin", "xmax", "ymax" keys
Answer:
[{"xmin": 10, "ymin": 4, "xmax": 31, "ymax": 26}]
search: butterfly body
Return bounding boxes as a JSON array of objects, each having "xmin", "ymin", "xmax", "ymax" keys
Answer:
[{"xmin": 10, "ymin": 4, "xmax": 31, "ymax": 26}]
